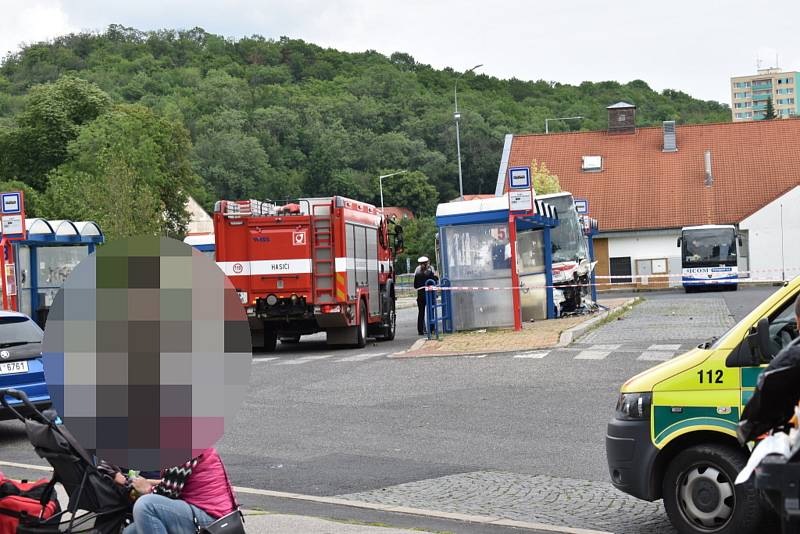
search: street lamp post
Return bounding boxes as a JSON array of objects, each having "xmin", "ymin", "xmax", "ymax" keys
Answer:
[
  {"xmin": 454, "ymin": 64, "xmax": 483, "ymax": 199},
  {"xmin": 379, "ymin": 170, "xmax": 407, "ymax": 213},
  {"xmin": 545, "ymin": 116, "xmax": 583, "ymax": 134}
]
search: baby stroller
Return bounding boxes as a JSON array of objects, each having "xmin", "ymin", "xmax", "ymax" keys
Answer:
[{"xmin": 0, "ymin": 389, "xmax": 131, "ymax": 533}]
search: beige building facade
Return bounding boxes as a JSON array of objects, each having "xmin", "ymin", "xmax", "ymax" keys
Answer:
[{"xmin": 730, "ymin": 68, "xmax": 799, "ymax": 121}]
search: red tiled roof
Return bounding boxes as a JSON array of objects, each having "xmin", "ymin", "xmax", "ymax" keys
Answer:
[
  {"xmin": 382, "ymin": 207, "xmax": 414, "ymax": 220},
  {"xmin": 504, "ymin": 119, "xmax": 800, "ymax": 232},
  {"xmin": 458, "ymin": 194, "xmax": 495, "ymax": 201}
]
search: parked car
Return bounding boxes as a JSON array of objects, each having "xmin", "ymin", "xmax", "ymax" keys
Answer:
[{"xmin": 0, "ymin": 311, "xmax": 50, "ymax": 420}]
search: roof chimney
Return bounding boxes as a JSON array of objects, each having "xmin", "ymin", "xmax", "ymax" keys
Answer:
[
  {"xmin": 662, "ymin": 121, "xmax": 677, "ymax": 152},
  {"xmin": 704, "ymin": 150, "xmax": 713, "ymax": 187},
  {"xmin": 607, "ymin": 102, "xmax": 636, "ymax": 134}
]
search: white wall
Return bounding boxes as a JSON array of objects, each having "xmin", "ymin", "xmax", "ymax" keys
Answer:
[
  {"xmin": 740, "ymin": 186, "xmax": 800, "ymax": 281},
  {"xmin": 607, "ymin": 232, "xmax": 682, "ymax": 286}
]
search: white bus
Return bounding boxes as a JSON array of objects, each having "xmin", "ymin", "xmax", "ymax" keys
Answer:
[
  {"xmin": 677, "ymin": 224, "xmax": 740, "ymax": 292},
  {"xmin": 537, "ymin": 192, "xmax": 593, "ymax": 312}
]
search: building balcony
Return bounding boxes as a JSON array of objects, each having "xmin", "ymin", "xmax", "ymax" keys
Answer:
[
  {"xmin": 752, "ymin": 104, "xmax": 767, "ymax": 110},
  {"xmin": 752, "ymin": 83, "xmax": 773, "ymax": 89},
  {"xmin": 752, "ymin": 93, "xmax": 771, "ymax": 101}
]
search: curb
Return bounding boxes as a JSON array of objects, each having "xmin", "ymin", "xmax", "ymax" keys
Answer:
[
  {"xmin": 0, "ymin": 460, "xmax": 612, "ymax": 534},
  {"xmin": 233, "ymin": 486, "xmax": 613, "ymax": 534},
  {"xmin": 557, "ymin": 298, "xmax": 639, "ymax": 346},
  {"xmin": 393, "ymin": 299, "xmax": 640, "ymax": 358}
]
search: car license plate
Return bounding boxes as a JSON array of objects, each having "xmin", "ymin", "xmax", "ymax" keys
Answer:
[{"xmin": 0, "ymin": 361, "xmax": 28, "ymax": 375}]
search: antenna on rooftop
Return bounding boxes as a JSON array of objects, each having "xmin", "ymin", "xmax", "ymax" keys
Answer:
[{"xmin": 756, "ymin": 54, "xmax": 762, "ymax": 71}]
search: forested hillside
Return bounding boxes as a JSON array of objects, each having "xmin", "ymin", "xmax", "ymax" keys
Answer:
[{"xmin": 0, "ymin": 26, "xmax": 729, "ymax": 260}]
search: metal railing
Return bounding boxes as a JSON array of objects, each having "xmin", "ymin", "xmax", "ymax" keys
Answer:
[{"xmin": 424, "ymin": 278, "xmax": 453, "ymax": 339}]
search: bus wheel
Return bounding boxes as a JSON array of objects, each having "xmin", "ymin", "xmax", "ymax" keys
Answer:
[
  {"xmin": 355, "ymin": 302, "xmax": 367, "ymax": 348},
  {"xmin": 663, "ymin": 444, "xmax": 761, "ymax": 534}
]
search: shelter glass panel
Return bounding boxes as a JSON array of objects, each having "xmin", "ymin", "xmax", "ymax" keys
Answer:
[
  {"xmin": 443, "ymin": 223, "xmax": 511, "ymax": 281},
  {"xmin": 443, "ymin": 222, "xmax": 513, "ymax": 330}
]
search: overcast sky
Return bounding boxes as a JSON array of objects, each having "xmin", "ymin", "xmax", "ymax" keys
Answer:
[{"xmin": 2, "ymin": 0, "xmax": 799, "ymax": 104}]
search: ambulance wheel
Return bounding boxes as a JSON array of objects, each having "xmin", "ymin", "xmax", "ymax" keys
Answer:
[
  {"xmin": 663, "ymin": 444, "xmax": 762, "ymax": 534},
  {"xmin": 263, "ymin": 328, "xmax": 278, "ymax": 353},
  {"xmin": 355, "ymin": 302, "xmax": 367, "ymax": 348}
]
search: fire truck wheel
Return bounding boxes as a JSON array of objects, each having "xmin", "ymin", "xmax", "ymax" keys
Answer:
[
  {"xmin": 263, "ymin": 328, "xmax": 278, "ymax": 352},
  {"xmin": 381, "ymin": 300, "xmax": 396, "ymax": 341},
  {"xmin": 356, "ymin": 302, "xmax": 367, "ymax": 348}
]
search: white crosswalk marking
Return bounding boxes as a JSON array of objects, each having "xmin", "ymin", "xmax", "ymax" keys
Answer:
[
  {"xmin": 647, "ymin": 344, "xmax": 681, "ymax": 351},
  {"xmin": 335, "ymin": 352, "xmax": 386, "ymax": 362},
  {"xmin": 514, "ymin": 351, "xmax": 549, "ymax": 359},
  {"xmin": 574, "ymin": 344, "xmax": 620, "ymax": 360},
  {"xmin": 276, "ymin": 355, "xmax": 334, "ymax": 365},
  {"xmin": 637, "ymin": 351, "xmax": 675, "ymax": 361},
  {"xmin": 575, "ymin": 350, "xmax": 612, "ymax": 360},
  {"xmin": 252, "ymin": 357, "xmax": 279, "ymax": 363}
]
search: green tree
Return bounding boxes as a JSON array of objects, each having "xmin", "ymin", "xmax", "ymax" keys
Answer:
[
  {"xmin": 395, "ymin": 216, "xmax": 438, "ymax": 274},
  {"xmin": 765, "ymin": 96, "xmax": 776, "ymax": 120},
  {"xmin": 381, "ymin": 170, "xmax": 439, "ymax": 216},
  {"xmin": 0, "ymin": 180, "xmax": 43, "ymax": 217},
  {"xmin": 46, "ymin": 104, "xmax": 196, "ymax": 236},
  {"xmin": 531, "ymin": 159, "xmax": 561, "ymax": 194},
  {"xmin": 0, "ymin": 26, "xmax": 733, "ymax": 212},
  {"xmin": 45, "ymin": 160, "xmax": 162, "ymax": 240},
  {"xmin": 193, "ymin": 129, "xmax": 273, "ymax": 200},
  {"xmin": 0, "ymin": 76, "xmax": 111, "ymax": 189}
]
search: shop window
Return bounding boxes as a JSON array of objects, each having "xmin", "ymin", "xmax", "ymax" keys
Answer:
[{"xmin": 610, "ymin": 256, "xmax": 632, "ymax": 284}]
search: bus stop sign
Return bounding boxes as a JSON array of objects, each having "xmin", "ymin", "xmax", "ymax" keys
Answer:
[{"xmin": 0, "ymin": 191, "xmax": 25, "ymax": 240}]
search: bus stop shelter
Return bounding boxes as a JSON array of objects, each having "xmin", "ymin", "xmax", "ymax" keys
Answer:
[
  {"xmin": 435, "ymin": 195, "xmax": 559, "ymax": 331},
  {"xmin": 2, "ymin": 218, "xmax": 104, "ymax": 326}
]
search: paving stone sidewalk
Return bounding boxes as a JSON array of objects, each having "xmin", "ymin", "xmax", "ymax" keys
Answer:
[
  {"xmin": 578, "ymin": 295, "xmax": 735, "ymax": 344},
  {"xmin": 396, "ymin": 298, "xmax": 632, "ymax": 357},
  {"xmin": 337, "ymin": 470, "xmax": 675, "ymax": 534}
]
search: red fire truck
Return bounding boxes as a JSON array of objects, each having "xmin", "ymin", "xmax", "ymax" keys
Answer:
[{"xmin": 213, "ymin": 197, "xmax": 401, "ymax": 351}]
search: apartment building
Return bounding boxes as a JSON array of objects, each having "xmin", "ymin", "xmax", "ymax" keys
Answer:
[{"xmin": 730, "ymin": 67, "xmax": 799, "ymax": 121}]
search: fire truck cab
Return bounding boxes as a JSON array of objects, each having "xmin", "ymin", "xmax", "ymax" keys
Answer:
[{"xmin": 213, "ymin": 197, "xmax": 399, "ymax": 351}]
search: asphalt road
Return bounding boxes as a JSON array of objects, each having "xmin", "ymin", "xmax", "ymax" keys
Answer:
[{"xmin": 0, "ymin": 285, "xmax": 782, "ymax": 533}]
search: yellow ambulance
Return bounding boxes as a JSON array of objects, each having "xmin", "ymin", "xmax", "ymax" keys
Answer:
[{"xmin": 606, "ymin": 276, "xmax": 800, "ymax": 534}]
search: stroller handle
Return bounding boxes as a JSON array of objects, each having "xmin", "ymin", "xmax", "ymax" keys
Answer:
[
  {"xmin": 0, "ymin": 388, "xmax": 47, "ymax": 424},
  {"xmin": 0, "ymin": 388, "xmax": 30, "ymax": 404}
]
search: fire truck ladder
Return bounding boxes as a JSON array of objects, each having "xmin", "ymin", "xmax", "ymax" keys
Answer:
[{"xmin": 311, "ymin": 204, "xmax": 336, "ymax": 304}]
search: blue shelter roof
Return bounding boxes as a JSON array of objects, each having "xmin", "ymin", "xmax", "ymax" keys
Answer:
[{"xmin": 19, "ymin": 218, "xmax": 104, "ymax": 245}]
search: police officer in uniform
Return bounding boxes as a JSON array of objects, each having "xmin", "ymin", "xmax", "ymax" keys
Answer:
[{"xmin": 413, "ymin": 256, "xmax": 438, "ymax": 335}]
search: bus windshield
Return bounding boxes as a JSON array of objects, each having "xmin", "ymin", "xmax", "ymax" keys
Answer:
[
  {"xmin": 544, "ymin": 195, "xmax": 588, "ymax": 264},
  {"xmin": 682, "ymin": 228, "xmax": 737, "ymax": 265}
]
